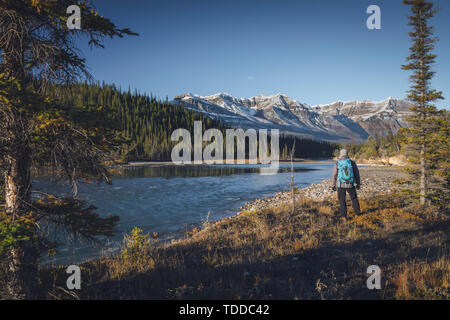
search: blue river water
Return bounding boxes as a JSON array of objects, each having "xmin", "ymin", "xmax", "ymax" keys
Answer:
[{"xmin": 35, "ymin": 162, "xmax": 334, "ymax": 265}]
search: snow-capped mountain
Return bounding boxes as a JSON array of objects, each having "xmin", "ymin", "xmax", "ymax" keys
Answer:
[
  {"xmin": 172, "ymin": 93, "xmax": 413, "ymax": 143},
  {"xmin": 312, "ymin": 98, "xmax": 413, "ymax": 140}
]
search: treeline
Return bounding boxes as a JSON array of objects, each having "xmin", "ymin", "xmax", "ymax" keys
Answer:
[
  {"xmin": 45, "ymin": 82, "xmax": 226, "ymax": 161},
  {"xmin": 339, "ymin": 131, "xmax": 402, "ymax": 160},
  {"xmin": 280, "ymin": 135, "xmax": 337, "ymax": 159},
  {"xmin": 46, "ymin": 82, "xmax": 337, "ymax": 161}
]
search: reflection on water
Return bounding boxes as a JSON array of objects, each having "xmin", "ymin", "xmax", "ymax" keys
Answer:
[
  {"xmin": 36, "ymin": 163, "xmax": 334, "ymax": 265},
  {"xmin": 114, "ymin": 164, "xmax": 318, "ymax": 178}
]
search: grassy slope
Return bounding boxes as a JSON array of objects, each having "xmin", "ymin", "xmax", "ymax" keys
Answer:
[{"xmin": 42, "ymin": 193, "xmax": 450, "ymax": 300}]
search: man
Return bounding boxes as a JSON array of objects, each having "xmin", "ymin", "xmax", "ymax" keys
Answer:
[{"xmin": 331, "ymin": 149, "xmax": 361, "ymax": 219}]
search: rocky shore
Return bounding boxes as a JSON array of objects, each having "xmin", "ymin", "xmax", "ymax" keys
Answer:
[{"xmin": 240, "ymin": 166, "xmax": 406, "ymax": 213}]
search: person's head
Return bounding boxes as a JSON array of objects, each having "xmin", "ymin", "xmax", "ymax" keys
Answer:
[{"xmin": 339, "ymin": 149, "xmax": 348, "ymax": 159}]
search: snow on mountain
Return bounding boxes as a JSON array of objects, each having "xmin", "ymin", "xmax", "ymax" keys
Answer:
[
  {"xmin": 172, "ymin": 93, "xmax": 413, "ymax": 143},
  {"xmin": 312, "ymin": 97, "xmax": 412, "ymax": 139}
]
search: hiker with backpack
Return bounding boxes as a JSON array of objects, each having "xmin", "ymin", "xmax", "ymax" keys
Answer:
[{"xmin": 332, "ymin": 149, "xmax": 361, "ymax": 219}]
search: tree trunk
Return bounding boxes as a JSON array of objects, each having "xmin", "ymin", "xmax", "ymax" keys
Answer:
[
  {"xmin": 7, "ymin": 242, "xmax": 39, "ymax": 299},
  {"xmin": 290, "ymin": 143, "xmax": 296, "ymax": 214},
  {"xmin": 1, "ymin": 23, "xmax": 38, "ymax": 300},
  {"xmin": 418, "ymin": 11, "xmax": 427, "ymax": 207},
  {"xmin": 419, "ymin": 142, "xmax": 426, "ymax": 206},
  {"xmin": 291, "ymin": 155, "xmax": 295, "ymax": 214},
  {"xmin": 4, "ymin": 119, "xmax": 38, "ymax": 299}
]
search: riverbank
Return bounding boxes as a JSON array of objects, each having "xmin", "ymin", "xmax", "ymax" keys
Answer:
[
  {"xmin": 242, "ymin": 166, "xmax": 407, "ymax": 211},
  {"xmin": 39, "ymin": 165, "xmax": 449, "ymax": 300}
]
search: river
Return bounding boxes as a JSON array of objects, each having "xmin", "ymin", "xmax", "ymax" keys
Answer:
[{"xmin": 35, "ymin": 162, "xmax": 334, "ymax": 265}]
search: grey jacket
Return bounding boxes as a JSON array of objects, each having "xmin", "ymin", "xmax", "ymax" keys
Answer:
[{"xmin": 332, "ymin": 157, "xmax": 361, "ymax": 189}]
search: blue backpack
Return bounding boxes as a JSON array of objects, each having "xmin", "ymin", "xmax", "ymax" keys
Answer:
[{"xmin": 337, "ymin": 159, "xmax": 354, "ymax": 187}]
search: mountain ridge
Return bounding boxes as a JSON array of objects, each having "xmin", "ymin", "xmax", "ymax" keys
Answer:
[{"xmin": 173, "ymin": 93, "xmax": 413, "ymax": 143}]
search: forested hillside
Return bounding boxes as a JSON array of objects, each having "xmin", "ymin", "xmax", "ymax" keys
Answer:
[
  {"xmin": 46, "ymin": 82, "xmax": 337, "ymax": 161},
  {"xmin": 338, "ymin": 131, "xmax": 403, "ymax": 161}
]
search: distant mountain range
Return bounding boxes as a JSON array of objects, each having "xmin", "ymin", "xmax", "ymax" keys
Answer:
[{"xmin": 173, "ymin": 93, "xmax": 413, "ymax": 143}]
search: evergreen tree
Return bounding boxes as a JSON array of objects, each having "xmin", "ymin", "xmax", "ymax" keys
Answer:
[
  {"xmin": 0, "ymin": 0, "xmax": 136, "ymax": 298},
  {"xmin": 401, "ymin": 0, "xmax": 445, "ymax": 206}
]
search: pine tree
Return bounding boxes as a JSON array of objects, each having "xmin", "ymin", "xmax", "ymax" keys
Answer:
[
  {"xmin": 401, "ymin": 0, "xmax": 444, "ymax": 206},
  {"xmin": 0, "ymin": 0, "xmax": 136, "ymax": 298}
]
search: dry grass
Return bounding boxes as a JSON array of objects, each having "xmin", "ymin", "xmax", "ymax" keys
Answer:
[
  {"xmin": 392, "ymin": 251, "xmax": 450, "ymax": 299},
  {"xmin": 39, "ymin": 193, "xmax": 450, "ymax": 300}
]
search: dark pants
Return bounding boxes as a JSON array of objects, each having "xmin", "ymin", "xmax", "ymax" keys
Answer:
[{"xmin": 337, "ymin": 187, "xmax": 361, "ymax": 217}]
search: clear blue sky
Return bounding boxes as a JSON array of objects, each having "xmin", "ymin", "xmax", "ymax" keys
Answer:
[{"xmin": 82, "ymin": 0, "xmax": 450, "ymax": 108}]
